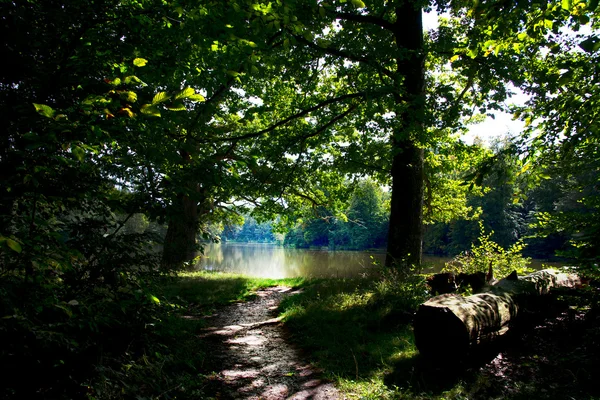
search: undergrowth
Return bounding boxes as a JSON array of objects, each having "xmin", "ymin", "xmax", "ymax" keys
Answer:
[
  {"xmin": 278, "ymin": 262, "xmax": 600, "ymax": 399},
  {"xmin": 88, "ymin": 271, "xmax": 309, "ymax": 399},
  {"xmin": 443, "ymin": 222, "xmax": 535, "ymax": 279}
]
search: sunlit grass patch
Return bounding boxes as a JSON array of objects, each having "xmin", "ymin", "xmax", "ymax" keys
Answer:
[
  {"xmin": 160, "ymin": 270, "xmax": 308, "ymax": 307},
  {"xmin": 278, "ymin": 273, "xmax": 433, "ymax": 399}
]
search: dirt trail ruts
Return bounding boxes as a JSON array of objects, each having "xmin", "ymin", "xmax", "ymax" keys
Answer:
[{"xmin": 196, "ymin": 286, "xmax": 343, "ymax": 400}]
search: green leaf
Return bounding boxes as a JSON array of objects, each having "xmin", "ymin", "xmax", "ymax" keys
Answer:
[
  {"xmin": 149, "ymin": 295, "xmax": 160, "ymax": 304},
  {"xmin": 54, "ymin": 304, "xmax": 72, "ymax": 318},
  {"xmin": 227, "ymin": 70, "xmax": 241, "ymax": 77},
  {"xmin": 165, "ymin": 100, "xmax": 186, "ymax": 111},
  {"xmin": 303, "ymin": 32, "xmax": 315, "ymax": 42},
  {"xmin": 466, "ymin": 47, "xmax": 479, "ymax": 58},
  {"xmin": 351, "ymin": 0, "xmax": 366, "ymax": 7},
  {"xmin": 133, "ymin": 58, "xmax": 148, "ymax": 67},
  {"xmin": 6, "ymin": 238, "xmax": 22, "ymax": 253},
  {"xmin": 319, "ymin": 6, "xmax": 326, "ymax": 17},
  {"xmin": 124, "ymin": 91, "xmax": 138, "ymax": 103},
  {"xmin": 152, "ymin": 92, "xmax": 170, "ymax": 104},
  {"xmin": 579, "ymin": 36, "xmax": 600, "ymax": 53},
  {"xmin": 562, "ymin": 0, "xmax": 572, "ymax": 10},
  {"xmin": 174, "ymin": 87, "xmax": 195, "ymax": 100},
  {"xmin": 187, "ymin": 94, "xmax": 206, "ymax": 102},
  {"xmin": 579, "ymin": 14, "xmax": 590, "ymax": 24},
  {"xmin": 33, "ymin": 103, "xmax": 55, "ymax": 118},
  {"xmin": 72, "ymin": 145, "xmax": 85, "ymax": 161},
  {"xmin": 124, "ymin": 75, "xmax": 142, "ymax": 85},
  {"xmin": 589, "ymin": 0, "xmax": 599, "ymax": 10},
  {"xmin": 558, "ymin": 71, "xmax": 573, "ymax": 86},
  {"xmin": 140, "ymin": 104, "xmax": 161, "ymax": 117}
]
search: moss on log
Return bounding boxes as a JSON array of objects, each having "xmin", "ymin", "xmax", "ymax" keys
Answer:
[{"xmin": 413, "ymin": 269, "xmax": 583, "ymax": 358}]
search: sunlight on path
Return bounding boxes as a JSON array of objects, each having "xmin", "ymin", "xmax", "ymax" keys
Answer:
[{"xmin": 198, "ymin": 286, "xmax": 344, "ymax": 399}]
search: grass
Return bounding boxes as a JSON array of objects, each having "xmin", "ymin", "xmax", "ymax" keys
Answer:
[
  {"xmin": 155, "ymin": 269, "xmax": 479, "ymax": 399},
  {"xmin": 277, "ymin": 270, "xmax": 496, "ymax": 399},
  {"xmin": 88, "ymin": 272, "xmax": 310, "ymax": 399},
  {"xmin": 278, "ymin": 270, "xmax": 435, "ymax": 399},
  {"xmin": 160, "ymin": 270, "xmax": 308, "ymax": 309},
  {"xmin": 147, "ymin": 269, "xmax": 600, "ymax": 400}
]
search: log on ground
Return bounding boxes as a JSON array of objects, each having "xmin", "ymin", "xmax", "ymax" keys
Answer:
[{"xmin": 413, "ymin": 268, "xmax": 584, "ymax": 358}]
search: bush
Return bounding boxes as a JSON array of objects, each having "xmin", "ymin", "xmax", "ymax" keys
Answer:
[{"xmin": 443, "ymin": 222, "xmax": 534, "ymax": 280}]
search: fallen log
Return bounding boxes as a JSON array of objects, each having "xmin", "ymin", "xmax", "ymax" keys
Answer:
[{"xmin": 413, "ymin": 268, "xmax": 584, "ymax": 358}]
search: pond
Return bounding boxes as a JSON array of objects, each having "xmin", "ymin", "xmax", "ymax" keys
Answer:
[{"xmin": 195, "ymin": 243, "xmax": 566, "ymax": 279}]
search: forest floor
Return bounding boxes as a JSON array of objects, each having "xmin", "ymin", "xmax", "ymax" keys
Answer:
[
  {"xmin": 170, "ymin": 273, "xmax": 600, "ymax": 400},
  {"xmin": 383, "ymin": 298, "xmax": 600, "ymax": 399},
  {"xmin": 192, "ymin": 286, "xmax": 343, "ymax": 400}
]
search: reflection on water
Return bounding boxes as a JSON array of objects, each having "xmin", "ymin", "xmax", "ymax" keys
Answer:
[
  {"xmin": 196, "ymin": 243, "xmax": 386, "ymax": 278},
  {"xmin": 196, "ymin": 243, "xmax": 456, "ymax": 278},
  {"xmin": 196, "ymin": 243, "xmax": 565, "ymax": 279}
]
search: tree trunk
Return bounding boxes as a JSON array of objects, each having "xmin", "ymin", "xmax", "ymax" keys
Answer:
[
  {"xmin": 385, "ymin": 3, "xmax": 426, "ymax": 269},
  {"xmin": 413, "ymin": 269, "xmax": 585, "ymax": 358},
  {"xmin": 161, "ymin": 193, "xmax": 199, "ymax": 270},
  {"xmin": 386, "ymin": 141, "xmax": 424, "ymax": 268}
]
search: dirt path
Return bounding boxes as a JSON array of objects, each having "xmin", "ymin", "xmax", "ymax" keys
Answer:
[{"xmin": 197, "ymin": 286, "xmax": 343, "ymax": 400}]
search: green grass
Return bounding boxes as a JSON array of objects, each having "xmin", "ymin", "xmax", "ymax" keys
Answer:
[
  {"xmin": 153, "ymin": 270, "xmax": 508, "ymax": 399},
  {"xmin": 277, "ymin": 271, "xmax": 482, "ymax": 399},
  {"xmin": 160, "ymin": 271, "xmax": 308, "ymax": 309}
]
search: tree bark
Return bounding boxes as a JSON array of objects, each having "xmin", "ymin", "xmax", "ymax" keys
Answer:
[
  {"xmin": 161, "ymin": 192, "xmax": 200, "ymax": 270},
  {"xmin": 386, "ymin": 141, "xmax": 424, "ymax": 268},
  {"xmin": 385, "ymin": 3, "xmax": 426, "ymax": 269},
  {"xmin": 413, "ymin": 269, "xmax": 585, "ymax": 358}
]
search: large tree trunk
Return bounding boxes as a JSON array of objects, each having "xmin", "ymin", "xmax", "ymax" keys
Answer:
[
  {"xmin": 413, "ymin": 269, "xmax": 584, "ymax": 358},
  {"xmin": 161, "ymin": 193, "xmax": 199, "ymax": 270},
  {"xmin": 385, "ymin": 3, "xmax": 426, "ymax": 269},
  {"xmin": 386, "ymin": 141, "xmax": 424, "ymax": 268}
]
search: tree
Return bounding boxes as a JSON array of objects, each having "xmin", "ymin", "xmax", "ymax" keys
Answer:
[{"xmin": 345, "ymin": 180, "xmax": 389, "ymax": 249}]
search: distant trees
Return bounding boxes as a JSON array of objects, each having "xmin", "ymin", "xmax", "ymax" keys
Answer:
[
  {"xmin": 284, "ymin": 180, "xmax": 389, "ymax": 250},
  {"xmin": 422, "ymin": 139, "xmax": 573, "ymax": 260},
  {"xmin": 220, "ymin": 217, "xmax": 278, "ymax": 243}
]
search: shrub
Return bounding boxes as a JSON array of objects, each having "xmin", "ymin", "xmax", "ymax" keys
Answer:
[{"xmin": 443, "ymin": 222, "xmax": 534, "ymax": 281}]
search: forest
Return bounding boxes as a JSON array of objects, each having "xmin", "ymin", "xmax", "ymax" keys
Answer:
[{"xmin": 1, "ymin": 0, "xmax": 599, "ymax": 398}]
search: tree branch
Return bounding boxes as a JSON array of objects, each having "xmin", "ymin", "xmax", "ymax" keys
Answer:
[
  {"xmin": 332, "ymin": 11, "xmax": 394, "ymax": 31},
  {"xmin": 297, "ymin": 104, "xmax": 358, "ymax": 141},
  {"xmin": 207, "ymin": 92, "xmax": 366, "ymax": 143},
  {"xmin": 291, "ymin": 33, "xmax": 395, "ymax": 80}
]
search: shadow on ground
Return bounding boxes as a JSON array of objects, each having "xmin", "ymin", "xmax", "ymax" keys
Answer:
[
  {"xmin": 198, "ymin": 287, "xmax": 342, "ymax": 400},
  {"xmin": 385, "ymin": 294, "xmax": 600, "ymax": 400}
]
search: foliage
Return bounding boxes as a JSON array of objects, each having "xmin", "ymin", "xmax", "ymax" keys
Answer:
[
  {"xmin": 2, "ymin": 0, "xmax": 600, "ymax": 396},
  {"xmin": 528, "ymin": 144, "xmax": 600, "ymax": 268},
  {"xmin": 220, "ymin": 216, "xmax": 278, "ymax": 243},
  {"xmin": 284, "ymin": 180, "xmax": 389, "ymax": 250},
  {"xmin": 443, "ymin": 222, "xmax": 534, "ymax": 280},
  {"xmin": 423, "ymin": 139, "xmax": 560, "ymax": 259}
]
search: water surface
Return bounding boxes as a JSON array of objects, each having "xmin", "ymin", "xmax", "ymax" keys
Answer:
[
  {"xmin": 196, "ymin": 243, "xmax": 565, "ymax": 279},
  {"xmin": 196, "ymin": 243, "xmax": 455, "ymax": 278}
]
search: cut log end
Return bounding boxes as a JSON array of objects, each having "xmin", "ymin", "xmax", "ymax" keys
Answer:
[{"xmin": 414, "ymin": 294, "xmax": 470, "ymax": 358}]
